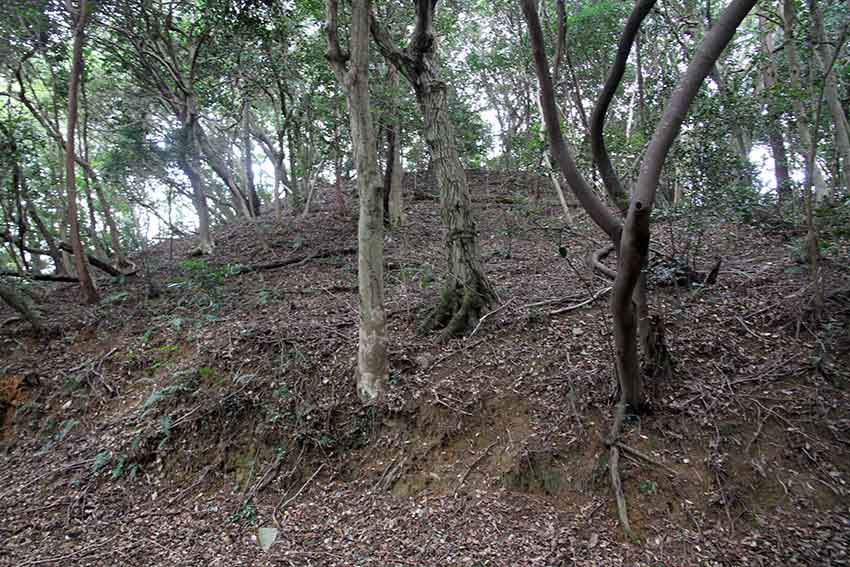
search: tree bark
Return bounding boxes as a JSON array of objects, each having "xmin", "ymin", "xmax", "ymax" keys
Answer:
[
  {"xmin": 65, "ymin": 0, "xmax": 98, "ymax": 304},
  {"xmin": 758, "ymin": 15, "xmax": 793, "ymax": 205},
  {"xmin": 327, "ymin": 0, "xmax": 387, "ymax": 402},
  {"xmin": 812, "ymin": 0, "xmax": 850, "ymax": 195},
  {"xmin": 241, "ymin": 95, "xmax": 261, "ymax": 216},
  {"xmin": 0, "ymin": 282, "xmax": 42, "ymax": 331},
  {"xmin": 384, "ymin": 65, "xmax": 404, "ymax": 227},
  {"xmin": 614, "ymin": 0, "xmax": 757, "ymax": 408},
  {"xmin": 178, "ymin": 110, "xmax": 214, "ymax": 255},
  {"xmin": 781, "ymin": 0, "xmax": 830, "ymax": 201},
  {"xmin": 371, "ymin": 0, "xmax": 495, "ymax": 339}
]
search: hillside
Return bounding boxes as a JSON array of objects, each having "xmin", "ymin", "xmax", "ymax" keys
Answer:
[{"xmin": 1, "ymin": 171, "xmax": 849, "ymax": 566}]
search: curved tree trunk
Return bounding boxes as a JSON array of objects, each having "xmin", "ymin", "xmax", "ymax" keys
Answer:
[{"xmin": 613, "ymin": 0, "xmax": 758, "ymax": 408}]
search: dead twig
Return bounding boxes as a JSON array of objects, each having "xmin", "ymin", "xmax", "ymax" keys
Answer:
[
  {"xmin": 273, "ymin": 463, "xmax": 325, "ymax": 527},
  {"xmin": 549, "ymin": 286, "xmax": 612, "ymax": 315},
  {"xmin": 235, "ymin": 248, "xmax": 356, "ymax": 274},
  {"xmin": 617, "ymin": 443, "xmax": 679, "ymax": 477},
  {"xmin": 470, "ymin": 298, "xmax": 515, "ymax": 336},
  {"xmin": 19, "ymin": 534, "xmax": 119, "ymax": 566},
  {"xmin": 455, "ymin": 441, "xmax": 498, "ymax": 495}
]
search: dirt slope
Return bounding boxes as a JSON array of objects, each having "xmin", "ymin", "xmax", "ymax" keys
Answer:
[{"xmin": 1, "ymin": 171, "xmax": 849, "ymax": 566}]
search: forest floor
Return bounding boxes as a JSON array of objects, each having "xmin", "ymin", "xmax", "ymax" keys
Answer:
[{"xmin": 1, "ymin": 170, "xmax": 849, "ymax": 566}]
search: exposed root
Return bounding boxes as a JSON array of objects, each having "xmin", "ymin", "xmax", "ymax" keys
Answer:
[
  {"xmin": 420, "ymin": 274, "xmax": 495, "ymax": 342},
  {"xmin": 590, "ymin": 244, "xmax": 618, "ymax": 279},
  {"xmin": 607, "ymin": 401, "xmax": 633, "ymax": 539}
]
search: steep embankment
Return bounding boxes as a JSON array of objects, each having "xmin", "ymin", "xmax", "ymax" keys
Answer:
[{"xmin": 1, "ymin": 171, "xmax": 848, "ymax": 566}]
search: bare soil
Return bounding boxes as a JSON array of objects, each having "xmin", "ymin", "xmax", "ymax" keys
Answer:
[{"xmin": 1, "ymin": 170, "xmax": 848, "ymax": 566}]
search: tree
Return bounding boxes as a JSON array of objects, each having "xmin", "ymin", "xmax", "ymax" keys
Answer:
[
  {"xmin": 371, "ymin": 0, "xmax": 495, "ymax": 340},
  {"xmin": 523, "ymin": 0, "xmax": 757, "ymax": 533},
  {"xmin": 779, "ymin": 0, "xmax": 831, "ymax": 201},
  {"xmin": 383, "ymin": 64, "xmax": 404, "ymax": 227},
  {"xmin": 326, "ymin": 0, "xmax": 388, "ymax": 402},
  {"xmin": 65, "ymin": 0, "xmax": 98, "ymax": 304}
]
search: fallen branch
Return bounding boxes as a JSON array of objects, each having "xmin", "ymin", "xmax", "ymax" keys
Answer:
[
  {"xmin": 235, "ymin": 248, "xmax": 357, "ymax": 274},
  {"xmin": 455, "ymin": 441, "xmax": 498, "ymax": 495},
  {"xmin": 0, "ymin": 270, "xmax": 78, "ymax": 283},
  {"xmin": 524, "ymin": 292, "xmax": 589, "ymax": 309},
  {"xmin": 549, "ymin": 286, "xmax": 612, "ymax": 315},
  {"xmin": 19, "ymin": 534, "xmax": 119, "ymax": 567},
  {"xmin": 470, "ymin": 298, "xmax": 515, "ymax": 336},
  {"xmin": 617, "ymin": 442, "xmax": 679, "ymax": 477},
  {"xmin": 1, "ymin": 232, "xmax": 136, "ymax": 278},
  {"xmin": 273, "ymin": 463, "xmax": 325, "ymax": 526}
]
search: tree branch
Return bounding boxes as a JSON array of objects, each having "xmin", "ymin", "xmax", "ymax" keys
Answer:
[{"xmin": 590, "ymin": 0, "xmax": 657, "ymax": 209}]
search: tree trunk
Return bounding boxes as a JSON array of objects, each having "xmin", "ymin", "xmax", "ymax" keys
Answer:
[
  {"xmin": 81, "ymin": 72, "xmax": 125, "ymax": 265},
  {"xmin": 178, "ymin": 112, "xmax": 214, "ymax": 255},
  {"xmin": 613, "ymin": 0, "xmax": 757, "ymax": 408},
  {"xmin": 26, "ymin": 202, "xmax": 64, "ymax": 274},
  {"xmin": 65, "ymin": 0, "xmax": 98, "ymax": 304},
  {"xmin": 416, "ymin": 80, "xmax": 495, "ymax": 338},
  {"xmin": 385, "ymin": 65, "xmax": 404, "ymax": 227},
  {"xmin": 196, "ymin": 126, "xmax": 253, "ymax": 218},
  {"xmin": 781, "ymin": 0, "xmax": 830, "ymax": 201},
  {"xmin": 326, "ymin": 0, "xmax": 387, "ymax": 402},
  {"xmin": 0, "ymin": 282, "xmax": 42, "ymax": 331},
  {"xmin": 241, "ymin": 98, "xmax": 261, "ymax": 216},
  {"xmin": 812, "ymin": 0, "xmax": 850, "ymax": 195},
  {"xmin": 370, "ymin": 0, "xmax": 494, "ymax": 339},
  {"xmin": 758, "ymin": 15, "xmax": 793, "ymax": 205}
]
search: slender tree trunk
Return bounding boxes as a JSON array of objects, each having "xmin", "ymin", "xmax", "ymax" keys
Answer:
[
  {"xmin": 179, "ymin": 110, "xmax": 214, "ymax": 255},
  {"xmin": 196, "ymin": 126, "xmax": 253, "ymax": 218},
  {"xmin": 241, "ymin": 98, "xmax": 261, "ymax": 216},
  {"xmin": 326, "ymin": 0, "xmax": 387, "ymax": 402},
  {"xmin": 65, "ymin": 0, "xmax": 97, "ymax": 304},
  {"xmin": 781, "ymin": 0, "xmax": 830, "ymax": 201},
  {"xmin": 26, "ymin": 203, "xmax": 64, "ymax": 274},
  {"xmin": 812, "ymin": 0, "xmax": 850, "ymax": 195},
  {"xmin": 385, "ymin": 65, "xmax": 404, "ymax": 227},
  {"xmin": 287, "ymin": 128, "xmax": 301, "ymax": 209},
  {"xmin": 81, "ymin": 71, "xmax": 125, "ymax": 265},
  {"xmin": 758, "ymin": 15, "xmax": 793, "ymax": 205},
  {"xmin": 536, "ymin": 94, "xmax": 573, "ymax": 223},
  {"xmin": 636, "ymin": 31, "xmax": 646, "ymax": 128}
]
